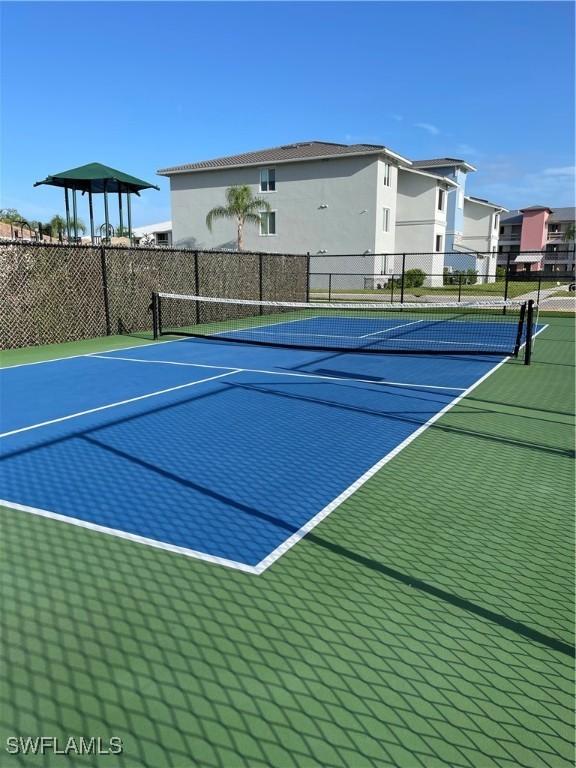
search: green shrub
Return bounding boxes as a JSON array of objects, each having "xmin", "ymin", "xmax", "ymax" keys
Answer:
[{"xmin": 404, "ymin": 268, "xmax": 425, "ymax": 288}]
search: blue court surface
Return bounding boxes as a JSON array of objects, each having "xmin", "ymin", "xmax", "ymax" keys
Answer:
[{"xmin": 0, "ymin": 336, "xmax": 523, "ymax": 574}]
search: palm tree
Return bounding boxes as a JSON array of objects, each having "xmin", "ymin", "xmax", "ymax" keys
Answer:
[
  {"xmin": 49, "ymin": 214, "xmax": 86, "ymax": 239},
  {"xmin": 206, "ymin": 185, "xmax": 271, "ymax": 251},
  {"xmin": 563, "ymin": 222, "xmax": 575, "ymax": 242}
]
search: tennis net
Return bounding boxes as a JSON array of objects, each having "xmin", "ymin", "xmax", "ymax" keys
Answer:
[{"xmin": 152, "ymin": 293, "xmax": 536, "ymax": 361}]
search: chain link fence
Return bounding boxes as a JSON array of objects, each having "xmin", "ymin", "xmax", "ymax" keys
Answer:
[
  {"xmin": 0, "ymin": 242, "xmax": 309, "ymax": 349},
  {"xmin": 309, "ymin": 251, "xmax": 575, "ymax": 311}
]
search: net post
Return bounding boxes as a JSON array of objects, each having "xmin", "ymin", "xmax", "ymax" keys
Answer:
[
  {"xmin": 151, "ymin": 292, "xmax": 159, "ymax": 339},
  {"xmin": 400, "ymin": 254, "xmax": 406, "ymax": 304},
  {"xmin": 306, "ymin": 252, "xmax": 311, "ymax": 302},
  {"xmin": 458, "ymin": 273, "xmax": 462, "ymax": 303},
  {"xmin": 524, "ymin": 299, "xmax": 535, "ymax": 365},
  {"xmin": 328, "ymin": 273, "xmax": 332, "ymax": 302},
  {"xmin": 99, "ymin": 244, "xmax": 112, "ymax": 335},
  {"xmin": 512, "ymin": 301, "xmax": 526, "ymax": 357}
]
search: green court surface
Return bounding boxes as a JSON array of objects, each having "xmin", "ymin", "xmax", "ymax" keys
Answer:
[{"xmin": 1, "ymin": 315, "xmax": 574, "ymax": 768}]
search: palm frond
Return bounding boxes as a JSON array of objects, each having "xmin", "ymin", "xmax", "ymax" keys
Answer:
[{"xmin": 206, "ymin": 206, "xmax": 234, "ymax": 232}]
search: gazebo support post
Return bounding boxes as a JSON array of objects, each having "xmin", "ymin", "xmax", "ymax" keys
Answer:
[
  {"xmin": 72, "ymin": 186, "xmax": 78, "ymax": 242},
  {"xmin": 64, "ymin": 188, "xmax": 71, "ymax": 242},
  {"xmin": 118, "ymin": 190, "xmax": 124, "ymax": 235},
  {"xmin": 88, "ymin": 190, "xmax": 95, "ymax": 244},
  {"xmin": 103, "ymin": 181, "xmax": 110, "ymax": 243},
  {"xmin": 127, "ymin": 193, "xmax": 132, "ymax": 243}
]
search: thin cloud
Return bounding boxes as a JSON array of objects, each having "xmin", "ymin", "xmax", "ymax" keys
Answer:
[
  {"xmin": 392, "ymin": 114, "xmax": 403, "ymax": 122},
  {"xmin": 541, "ymin": 166, "xmax": 576, "ymax": 177},
  {"xmin": 414, "ymin": 122, "xmax": 440, "ymax": 135}
]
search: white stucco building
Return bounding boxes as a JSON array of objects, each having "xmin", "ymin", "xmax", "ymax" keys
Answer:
[{"xmin": 158, "ymin": 141, "xmax": 506, "ymax": 286}]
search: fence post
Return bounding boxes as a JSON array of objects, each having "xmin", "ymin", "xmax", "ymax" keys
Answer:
[
  {"xmin": 99, "ymin": 245, "xmax": 112, "ymax": 335},
  {"xmin": 306, "ymin": 252, "xmax": 310, "ymax": 303},
  {"xmin": 194, "ymin": 251, "xmax": 200, "ymax": 324},
  {"xmin": 400, "ymin": 254, "xmax": 406, "ymax": 304},
  {"xmin": 536, "ymin": 273, "xmax": 542, "ymax": 305},
  {"xmin": 259, "ymin": 253, "xmax": 264, "ymax": 314},
  {"xmin": 457, "ymin": 273, "xmax": 463, "ymax": 303},
  {"xmin": 390, "ymin": 275, "xmax": 395, "ymax": 304},
  {"xmin": 328, "ymin": 273, "xmax": 332, "ymax": 302},
  {"xmin": 503, "ymin": 252, "xmax": 512, "ymax": 315}
]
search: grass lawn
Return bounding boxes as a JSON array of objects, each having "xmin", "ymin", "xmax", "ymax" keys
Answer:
[{"xmin": 312, "ymin": 280, "xmax": 567, "ymax": 299}]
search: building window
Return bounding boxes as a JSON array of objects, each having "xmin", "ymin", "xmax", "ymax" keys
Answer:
[
  {"xmin": 493, "ymin": 214, "xmax": 499, "ymax": 231},
  {"xmin": 155, "ymin": 232, "xmax": 170, "ymax": 247},
  {"xmin": 549, "ymin": 223, "xmax": 561, "ymax": 233},
  {"xmin": 435, "ymin": 234, "xmax": 443, "ymax": 252},
  {"xmin": 260, "ymin": 168, "xmax": 276, "ymax": 192},
  {"xmin": 382, "ymin": 163, "xmax": 391, "ymax": 186},
  {"xmin": 260, "ymin": 211, "xmax": 276, "ymax": 235},
  {"xmin": 382, "ymin": 207, "xmax": 390, "ymax": 232},
  {"xmin": 438, "ymin": 189, "xmax": 445, "ymax": 211}
]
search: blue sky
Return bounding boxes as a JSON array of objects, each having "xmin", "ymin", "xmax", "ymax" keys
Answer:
[{"xmin": 1, "ymin": 1, "xmax": 574, "ymax": 227}]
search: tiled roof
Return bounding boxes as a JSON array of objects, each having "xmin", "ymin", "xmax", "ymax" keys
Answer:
[
  {"xmin": 465, "ymin": 195, "xmax": 507, "ymax": 211},
  {"xmin": 549, "ymin": 207, "xmax": 575, "ymax": 222},
  {"xmin": 411, "ymin": 158, "xmax": 476, "ymax": 171},
  {"xmin": 500, "ymin": 210, "xmax": 523, "ymax": 224},
  {"xmin": 502, "ymin": 207, "xmax": 575, "ymax": 223},
  {"xmin": 158, "ymin": 141, "xmax": 410, "ymax": 175}
]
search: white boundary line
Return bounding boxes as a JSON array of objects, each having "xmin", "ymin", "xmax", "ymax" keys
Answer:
[
  {"xmin": 359, "ymin": 319, "xmax": 426, "ymax": 338},
  {"xmin": 253, "ymin": 323, "xmax": 550, "ymax": 574},
  {"xmin": 0, "ymin": 336, "xmax": 188, "ymax": 371},
  {"xmin": 0, "ymin": 324, "xmax": 549, "ymax": 575},
  {"xmin": 89, "ymin": 355, "xmax": 466, "ymax": 391},
  {"xmin": 214, "ymin": 314, "xmax": 322, "ymax": 335},
  {"xmin": 0, "ymin": 500, "xmax": 259, "ymax": 575},
  {"xmin": 0, "ymin": 369, "xmax": 239, "ymax": 438}
]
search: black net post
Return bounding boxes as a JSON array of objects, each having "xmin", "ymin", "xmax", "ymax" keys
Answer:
[
  {"xmin": 99, "ymin": 245, "xmax": 112, "ymax": 335},
  {"xmin": 537, "ymin": 274, "xmax": 542, "ymax": 304},
  {"xmin": 306, "ymin": 252, "xmax": 311, "ymax": 302},
  {"xmin": 400, "ymin": 255, "xmax": 406, "ymax": 304},
  {"xmin": 524, "ymin": 299, "xmax": 535, "ymax": 365},
  {"xmin": 328, "ymin": 273, "xmax": 332, "ymax": 302},
  {"xmin": 513, "ymin": 301, "xmax": 526, "ymax": 357},
  {"xmin": 458, "ymin": 273, "xmax": 463, "ymax": 303},
  {"xmin": 151, "ymin": 292, "xmax": 159, "ymax": 339},
  {"xmin": 390, "ymin": 275, "xmax": 395, "ymax": 303}
]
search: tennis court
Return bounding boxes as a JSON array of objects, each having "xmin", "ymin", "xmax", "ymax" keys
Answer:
[
  {"xmin": 0, "ymin": 298, "xmax": 542, "ymax": 573},
  {"xmin": 1, "ymin": 307, "xmax": 573, "ymax": 768}
]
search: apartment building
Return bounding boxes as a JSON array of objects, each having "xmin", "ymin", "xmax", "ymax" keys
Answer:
[
  {"xmin": 499, "ymin": 206, "xmax": 575, "ymax": 272},
  {"xmin": 395, "ymin": 167, "xmax": 456, "ymax": 284},
  {"xmin": 158, "ymin": 141, "xmax": 506, "ymax": 285},
  {"xmin": 131, "ymin": 221, "xmax": 173, "ymax": 247}
]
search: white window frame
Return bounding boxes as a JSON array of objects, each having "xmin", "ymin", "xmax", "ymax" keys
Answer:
[
  {"xmin": 382, "ymin": 162, "xmax": 391, "ymax": 187},
  {"xmin": 438, "ymin": 188, "xmax": 445, "ymax": 211},
  {"xmin": 259, "ymin": 168, "xmax": 276, "ymax": 193},
  {"xmin": 259, "ymin": 210, "xmax": 277, "ymax": 236},
  {"xmin": 382, "ymin": 207, "xmax": 390, "ymax": 232}
]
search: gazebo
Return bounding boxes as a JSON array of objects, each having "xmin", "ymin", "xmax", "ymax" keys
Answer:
[{"xmin": 34, "ymin": 162, "xmax": 160, "ymax": 244}]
